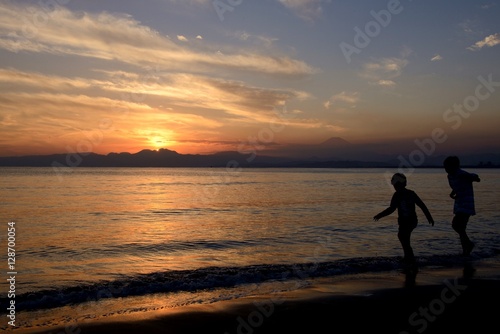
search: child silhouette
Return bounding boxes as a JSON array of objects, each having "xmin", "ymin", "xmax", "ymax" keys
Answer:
[
  {"xmin": 374, "ymin": 173, "xmax": 434, "ymax": 263},
  {"xmin": 443, "ymin": 156, "xmax": 480, "ymax": 256}
]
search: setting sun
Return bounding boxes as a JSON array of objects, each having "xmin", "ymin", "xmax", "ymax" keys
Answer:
[{"xmin": 149, "ymin": 133, "xmax": 175, "ymax": 150}]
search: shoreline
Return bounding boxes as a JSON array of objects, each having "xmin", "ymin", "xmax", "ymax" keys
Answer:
[{"xmin": 11, "ymin": 258, "xmax": 500, "ymax": 334}]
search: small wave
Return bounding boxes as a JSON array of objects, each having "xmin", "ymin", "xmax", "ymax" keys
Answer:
[
  {"xmin": 24, "ymin": 236, "xmax": 298, "ymax": 259},
  {"xmin": 5, "ymin": 250, "xmax": 497, "ymax": 313}
]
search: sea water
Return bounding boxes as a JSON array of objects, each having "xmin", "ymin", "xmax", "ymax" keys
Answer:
[{"xmin": 1, "ymin": 167, "xmax": 499, "ymax": 329}]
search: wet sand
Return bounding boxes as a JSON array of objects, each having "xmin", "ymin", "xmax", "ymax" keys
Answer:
[{"xmin": 14, "ymin": 261, "xmax": 500, "ymax": 334}]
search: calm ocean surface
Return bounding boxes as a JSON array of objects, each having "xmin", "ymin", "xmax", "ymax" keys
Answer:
[{"xmin": 1, "ymin": 167, "xmax": 499, "ymax": 328}]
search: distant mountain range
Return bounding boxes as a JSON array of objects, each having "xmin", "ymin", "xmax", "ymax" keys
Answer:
[{"xmin": 1, "ymin": 137, "xmax": 499, "ymax": 168}]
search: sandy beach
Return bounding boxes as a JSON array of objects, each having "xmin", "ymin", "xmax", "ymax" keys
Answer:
[{"xmin": 13, "ymin": 259, "xmax": 500, "ymax": 334}]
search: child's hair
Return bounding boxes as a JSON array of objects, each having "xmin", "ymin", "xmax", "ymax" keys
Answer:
[
  {"xmin": 391, "ymin": 173, "xmax": 407, "ymax": 188},
  {"xmin": 443, "ymin": 156, "xmax": 460, "ymax": 170}
]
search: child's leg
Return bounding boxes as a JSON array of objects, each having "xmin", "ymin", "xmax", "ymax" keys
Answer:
[
  {"xmin": 452, "ymin": 213, "xmax": 474, "ymax": 254},
  {"xmin": 398, "ymin": 226, "xmax": 415, "ymax": 261}
]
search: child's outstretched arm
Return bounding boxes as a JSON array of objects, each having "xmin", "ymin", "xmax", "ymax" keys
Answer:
[
  {"xmin": 415, "ymin": 195, "xmax": 434, "ymax": 226},
  {"xmin": 460, "ymin": 171, "xmax": 480, "ymax": 182},
  {"xmin": 373, "ymin": 206, "xmax": 396, "ymax": 221}
]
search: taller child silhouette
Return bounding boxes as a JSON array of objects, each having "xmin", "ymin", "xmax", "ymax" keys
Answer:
[{"xmin": 443, "ymin": 156, "xmax": 480, "ymax": 256}]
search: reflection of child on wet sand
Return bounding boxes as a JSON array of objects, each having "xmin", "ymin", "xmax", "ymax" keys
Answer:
[
  {"xmin": 373, "ymin": 173, "xmax": 434, "ymax": 263},
  {"xmin": 443, "ymin": 156, "xmax": 480, "ymax": 256}
]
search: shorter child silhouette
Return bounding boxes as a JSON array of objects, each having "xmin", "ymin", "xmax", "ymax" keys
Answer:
[{"xmin": 374, "ymin": 173, "xmax": 434, "ymax": 263}]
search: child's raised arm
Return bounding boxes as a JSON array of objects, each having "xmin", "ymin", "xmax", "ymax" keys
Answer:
[
  {"xmin": 459, "ymin": 171, "xmax": 481, "ymax": 182},
  {"xmin": 373, "ymin": 206, "xmax": 396, "ymax": 221}
]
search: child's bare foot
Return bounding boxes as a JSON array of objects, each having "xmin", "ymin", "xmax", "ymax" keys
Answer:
[{"xmin": 463, "ymin": 242, "xmax": 475, "ymax": 256}]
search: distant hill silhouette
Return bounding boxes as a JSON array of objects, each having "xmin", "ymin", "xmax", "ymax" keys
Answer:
[
  {"xmin": 0, "ymin": 137, "xmax": 499, "ymax": 168},
  {"xmin": 254, "ymin": 136, "xmax": 411, "ymax": 163},
  {"xmin": 319, "ymin": 137, "xmax": 352, "ymax": 146}
]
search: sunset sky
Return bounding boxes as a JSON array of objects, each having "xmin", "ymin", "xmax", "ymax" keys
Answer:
[{"xmin": 0, "ymin": 0, "xmax": 499, "ymax": 157}]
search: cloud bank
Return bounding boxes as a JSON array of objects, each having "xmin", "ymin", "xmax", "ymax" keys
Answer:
[{"xmin": 0, "ymin": 3, "xmax": 316, "ymax": 77}]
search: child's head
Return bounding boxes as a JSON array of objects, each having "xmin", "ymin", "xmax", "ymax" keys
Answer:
[
  {"xmin": 391, "ymin": 173, "xmax": 407, "ymax": 190},
  {"xmin": 443, "ymin": 156, "xmax": 460, "ymax": 174}
]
